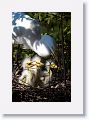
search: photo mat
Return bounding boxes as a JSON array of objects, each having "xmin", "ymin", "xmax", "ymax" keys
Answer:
[{"xmin": 0, "ymin": 0, "xmax": 83, "ymax": 114}]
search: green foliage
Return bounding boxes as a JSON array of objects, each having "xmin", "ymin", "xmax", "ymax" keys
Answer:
[{"xmin": 12, "ymin": 12, "xmax": 71, "ymax": 81}]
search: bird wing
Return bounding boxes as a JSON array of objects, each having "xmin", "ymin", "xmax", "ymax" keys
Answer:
[
  {"xmin": 12, "ymin": 12, "xmax": 41, "ymax": 46},
  {"xmin": 41, "ymin": 35, "xmax": 56, "ymax": 54}
]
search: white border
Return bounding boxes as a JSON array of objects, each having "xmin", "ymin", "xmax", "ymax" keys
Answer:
[{"xmin": 0, "ymin": 0, "xmax": 83, "ymax": 114}]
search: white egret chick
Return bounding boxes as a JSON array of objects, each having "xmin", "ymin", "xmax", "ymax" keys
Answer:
[
  {"xmin": 40, "ymin": 60, "xmax": 57, "ymax": 87},
  {"xmin": 31, "ymin": 55, "xmax": 44, "ymax": 74},
  {"xmin": 18, "ymin": 57, "xmax": 34, "ymax": 86},
  {"xmin": 19, "ymin": 55, "xmax": 44, "ymax": 86}
]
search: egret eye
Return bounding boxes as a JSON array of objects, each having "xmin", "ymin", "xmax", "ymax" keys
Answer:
[
  {"xmin": 27, "ymin": 63, "xmax": 31, "ymax": 65},
  {"xmin": 27, "ymin": 61, "xmax": 32, "ymax": 66}
]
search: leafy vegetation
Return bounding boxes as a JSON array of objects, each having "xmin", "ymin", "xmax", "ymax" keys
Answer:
[{"xmin": 12, "ymin": 12, "xmax": 71, "ymax": 102}]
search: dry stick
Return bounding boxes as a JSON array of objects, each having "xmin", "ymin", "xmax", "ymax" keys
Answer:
[
  {"xmin": 60, "ymin": 14, "xmax": 66, "ymax": 87},
  {"xmin": 60, "ymin": 14, "xmax": 67, "ymax": 101},
  {"xmin": 55, "ymin": 14, "xmax": 61, "ymax": 81},
  {"xmin": 48, "ymin": 62, "xmax": 51, "ymax": 101}
]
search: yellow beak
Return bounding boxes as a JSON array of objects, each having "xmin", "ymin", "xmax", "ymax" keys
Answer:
[
  {"xmin": 36, "ymin": 61, "xmax": 44, "ymax": 67},
  {"xmin": 50, "ymin": 63, "xmax": 57, "ymax": 68}
]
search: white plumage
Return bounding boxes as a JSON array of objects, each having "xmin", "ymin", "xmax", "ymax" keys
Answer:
[
  {"xmin": 18, "ymin": 55, "xmax": 57, "ymax": 87},
  {"xmin": 12, "ymin": 12, "xmax": 57, "ymax": 87},
  {"xmin": 40, "ymin": 60, "xmax": 57, "ymax": 87},
  {"xmin": 19, "ymin": 55, "xmax": 43, "ymax": 86},
  {"xmin": 12, "ymin": 12, "xmax": 56, "ymax": 57}
]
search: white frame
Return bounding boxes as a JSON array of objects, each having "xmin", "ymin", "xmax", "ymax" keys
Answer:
[{"xmin": 0, "ymin": 0, "xmax": 83, "ymax": 114}]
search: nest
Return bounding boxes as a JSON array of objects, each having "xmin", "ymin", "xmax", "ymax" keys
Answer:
[{"xmin": 12, "ymin": 72, "xmax": 71, "ymax": 102}]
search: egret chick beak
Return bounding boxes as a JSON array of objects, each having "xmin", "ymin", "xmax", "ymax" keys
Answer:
[
  {"xmin": 36, "ymin": 61, "xmax": 44, "ymax": 67},
  {"xmin": 50, "ymin": 63, "xmax": 57, "ymax": 68}
]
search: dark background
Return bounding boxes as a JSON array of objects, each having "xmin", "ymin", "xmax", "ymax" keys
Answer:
[{"xmin": 12, "ymin": 12, "xmax": 71, "ymax": 102}]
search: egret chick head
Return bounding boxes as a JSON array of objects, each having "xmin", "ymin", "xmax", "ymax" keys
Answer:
[
  {"xmin": 46, "ymin": 60, "xmax": 57, "ymax": 69},
  {"xmin": 32, "ymin": 55, "xmax": 44, "ymax": 68},
  {"xmin": 26, "ymin": 61, "xmax": 33, "ymax": 68},
  {"xmin": 50, "ymin": 63, "xmax": 57, "ymax": 68},
  {"xmin": 22, "ymin": 57, "xmax": 32, "ymax": 69}
]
